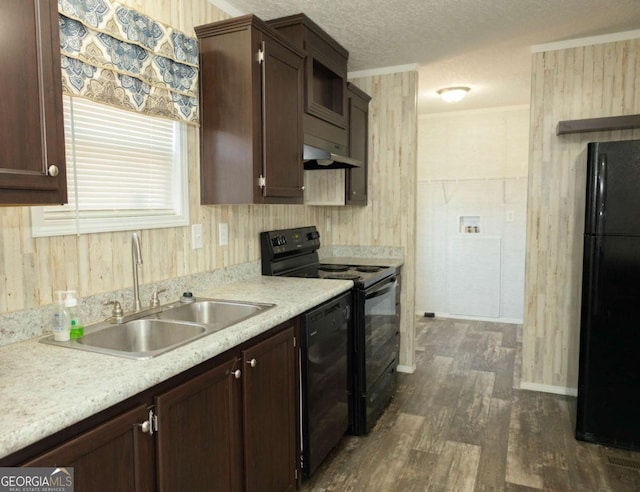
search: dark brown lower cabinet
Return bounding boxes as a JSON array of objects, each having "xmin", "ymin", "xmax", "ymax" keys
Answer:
[
  {"xmin": 23, "ymin": 403, "xmax": 155, "ymax": 492},
  {"xmin": 243, "ymin": 325, "xmax": 297, "ymax": 492},
  {"xmin": 155, "ymin": 356, "xmax": 242, "ymax": 492},
  {"xmin": 16, "ymin": 322, "xmax": 298, "ymax": 492}
]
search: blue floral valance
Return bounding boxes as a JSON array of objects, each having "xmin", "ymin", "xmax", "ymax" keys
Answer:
[{"xmin": 58, "ymin": 0, "xmax": 199, "ymax": 125}]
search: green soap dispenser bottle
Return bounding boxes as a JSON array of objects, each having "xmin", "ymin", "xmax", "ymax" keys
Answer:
[{"xmin": 66, "ymin": 291, "xmax": 84, "ymax": 339}]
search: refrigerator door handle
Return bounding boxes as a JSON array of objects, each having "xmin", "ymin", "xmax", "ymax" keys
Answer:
[
  {"xmin": 596, "ymin": 155, "xmax": 607, "ymax": 236},
  {"xmin": 592, "ymin": 237, "xmax": 602, "ymax": 316}
]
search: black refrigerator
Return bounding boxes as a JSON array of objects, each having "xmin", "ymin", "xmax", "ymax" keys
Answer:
[{"xmin": 577, "ymin": 138, "xmax": 640, "ymax": 451}]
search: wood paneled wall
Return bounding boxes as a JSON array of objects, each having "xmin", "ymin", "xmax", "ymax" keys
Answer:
[
  {"xmin": 337, "ymin": 72, "xmax": 418, "ymax": 369},
  {"xmin": 523, "ymin": 38, "xmax": 640, "ymax": 391},
  {"xmin": 0, "ymin": 0, "xmax": 417, "ymax": 368}
]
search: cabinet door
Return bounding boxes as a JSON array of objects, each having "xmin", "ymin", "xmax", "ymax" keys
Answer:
[
  {"xmin": 268, "ymin": 15, "xmax": 348, "ymax": 130},
  {"xmin": 155, "ymin": 357, "xmax": 243, "ymax": 492},
  {"xmin": 346, "ymin": 85, "xmax": 370, "ymax": 206},
  {"xmin": 243, "ymin": 325, "xmax": 297, "ymax": 492},
  {"xmin": 261, "ymin": 36, "xmax": 304, "ymax": 200},
  {"xmin": 305, "ymin": 44, "xmax": 347, "ymax": 129},
  {"xmin": 24, "ymin": 404, "xmax": 154, "ymax": 492},
  {"xmin": 0, "ymin": 0, "xmax": 67, "ymax": 204}
]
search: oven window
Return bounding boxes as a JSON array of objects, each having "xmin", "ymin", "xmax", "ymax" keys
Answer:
[{"xmin": 364, "ymin": 278, "xmax": 399, "ymax": 389}]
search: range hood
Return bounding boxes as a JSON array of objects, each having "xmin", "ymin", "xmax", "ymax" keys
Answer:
[{"xmin": 303, "ymin": 144, "xmax": 362, "ymax": 170}]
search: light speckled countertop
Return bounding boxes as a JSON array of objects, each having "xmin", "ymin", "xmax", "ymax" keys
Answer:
[{"xmin": 0, "ymin": 276, "xmax": 353, "ymax": 461}]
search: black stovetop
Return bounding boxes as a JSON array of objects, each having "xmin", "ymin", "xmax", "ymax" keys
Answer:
[{"xmin": 287, "ymin": 262, "xmax": 393, "ymax": 288}]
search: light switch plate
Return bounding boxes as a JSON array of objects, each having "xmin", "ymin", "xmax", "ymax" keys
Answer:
[
  {"xmin": 192, "ymin": 224, "xmax": 203, "ymax": 249},
  {"xmin": 219, "ymin": 223, "xmax": 228, "ymax": 246}
]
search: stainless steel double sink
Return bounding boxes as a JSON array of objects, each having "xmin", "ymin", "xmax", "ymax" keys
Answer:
[{"xmin": 40, "ymin": 298, "xmax": 275, "ymax": 360}]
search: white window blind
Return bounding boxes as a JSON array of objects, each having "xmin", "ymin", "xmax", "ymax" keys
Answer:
[{"xmin": 31, "ymin": 96, "xmax": 189, "ymax": 237}]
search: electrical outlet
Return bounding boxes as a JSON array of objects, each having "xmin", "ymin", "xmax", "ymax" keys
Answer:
[
  {"xmin": 191, "ymin": 224, "xmax": 203, "ymax": 249},
  {"xmin": 219, "ymin": 223, "xmax": 228, "ymax": 246},
  {"xmin": 506, "ymin": 210, "xmax": 515, "ymax": 222}
]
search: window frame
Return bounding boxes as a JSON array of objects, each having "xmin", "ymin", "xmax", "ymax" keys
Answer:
[{"xmin": 31, "ymin": 96, "xmax": 190, "ymax": 238}]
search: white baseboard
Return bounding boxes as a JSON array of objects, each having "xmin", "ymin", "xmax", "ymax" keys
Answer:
[
  {"xmin": 519, "ymin": 381, "xmax": 578, "ymax": 397},
  {"xmin": 418, "ymin": 312, "xmax": 523, "ymax": 324},
  {"xmin": 396, "ymin": 364, "xmax": 416, "ymax": 374}
]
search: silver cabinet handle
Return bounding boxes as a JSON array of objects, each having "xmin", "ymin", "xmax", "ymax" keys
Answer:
[
  {"xmin": 138, "ymin": 409, "xmax": 156, "ymax": 435},
  {"xmin": 48, "ymin": 165, "xmax": 59, "ymax": 177},
  {"xmin": 247, "ymin": 358, "xmax": 257, "ymax": 368},
  {"xmin": 234, "ymin": 369, "xmax": 241, "ymax": 379}
]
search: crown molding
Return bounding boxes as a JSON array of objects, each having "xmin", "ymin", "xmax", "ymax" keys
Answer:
[
  {"xmin": 348, "ymin": 63, "xmax": 419, "ymax": 79},
  {"xmin": 532, "ymin": 29, "xmax": 640, "ymax": 53}
]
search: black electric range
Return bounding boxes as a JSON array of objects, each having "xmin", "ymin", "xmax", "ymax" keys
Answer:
[{"xmin": 260, "ymin": 226, "xmax": 400, "ymax": 445}]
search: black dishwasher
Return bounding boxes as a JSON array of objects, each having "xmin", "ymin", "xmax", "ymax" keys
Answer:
[{"xmin": 300, "ymin": 291, "xmax": 351, "ymax": 477}]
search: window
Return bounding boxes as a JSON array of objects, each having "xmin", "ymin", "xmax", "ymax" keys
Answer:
[{"xmin": 31, "ymin": 96, "xmax": 189, "ymax": 237}]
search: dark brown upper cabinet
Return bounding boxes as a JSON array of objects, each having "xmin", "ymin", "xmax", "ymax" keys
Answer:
[
  {"xmin": 195, "ymin": 15, "xmax": 305, "ymax": 205},
  {"xmin": 268, "ymin": 14, "xmax": 349, "ymax": 153},
  {"xmin": 346, "ymin": 83, "xmax": 371, "ymax": 206},
  {"xmin": 0, "ymin": 0, "xmax": 67, "ymax": 205}
]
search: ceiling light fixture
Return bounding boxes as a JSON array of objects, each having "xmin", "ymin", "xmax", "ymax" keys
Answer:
[{"xmin": 437, "ymin": 86, "xmax": 470, "ymax": 103}]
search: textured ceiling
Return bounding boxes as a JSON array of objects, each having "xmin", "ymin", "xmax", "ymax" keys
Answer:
[{"xmin": 210, "ymin": 0, "xmax": 640, "ymax": 113}]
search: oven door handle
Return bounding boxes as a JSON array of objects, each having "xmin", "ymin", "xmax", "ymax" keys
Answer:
[{"xmin": 365, "ymin": 276, "xmax": 397, "ymax": 300}]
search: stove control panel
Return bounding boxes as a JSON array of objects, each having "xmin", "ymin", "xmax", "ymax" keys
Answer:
[
  {"xmin": 260, "ymin": 226, "xmax": 321, "ymax": 275},
  {"xmin": 262, "ymin": 226, "xmax": 320, "ymax": 255},
  {"xmin": 271, "ymin": 235, "xmax": 287, "ymax": 247}
]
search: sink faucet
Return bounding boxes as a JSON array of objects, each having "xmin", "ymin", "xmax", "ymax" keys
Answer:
[
  {"xmin": 132, "ymin": 232, "xmax": 143, "ymax": 312},
  {"xmin": 103, "ymin": 234, "xmax": 163, "ymax": 323},
  {"xmin": 103, "ymin": 233, "xmax": 166, "ymax": 324}
]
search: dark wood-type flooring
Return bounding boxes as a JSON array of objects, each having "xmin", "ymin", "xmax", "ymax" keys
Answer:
[{"xmin": 301, "ymin": 317, "xmax": 640, "ymax": 491}]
